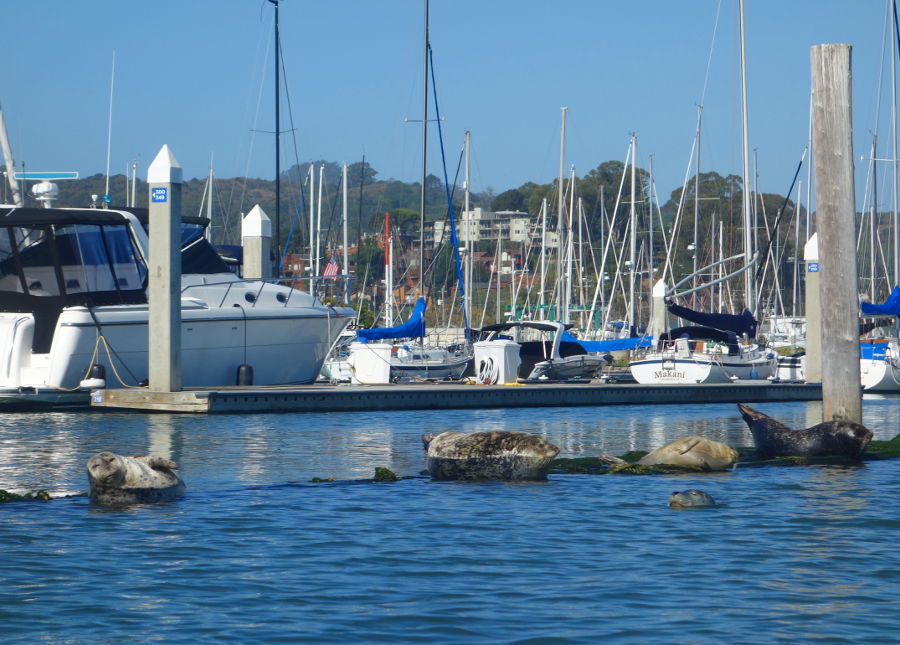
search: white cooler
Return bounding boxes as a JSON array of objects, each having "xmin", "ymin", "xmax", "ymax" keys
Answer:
[
  {"xmin": 473, "ymin": 340, "xmax": 521, "ymax": 384},
  {"xmin": 348, "ymin": 342, "xmax": 392, "ymax": 384}
]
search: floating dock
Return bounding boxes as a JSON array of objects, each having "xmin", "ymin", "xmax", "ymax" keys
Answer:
[{"xmin": 90, "ymin": 381, "xmax": 822, "ymax": 414}]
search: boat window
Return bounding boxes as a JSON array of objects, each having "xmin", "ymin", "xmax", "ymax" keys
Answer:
[
  {"xmin": 10, "ymin": 228, "xmax": 61, "ymax": 296},
  {"xmin": 54, "ymin": 224, "xmax": 147, "ymax": 294},
  {"xmin": 181, "ymin": 222, "xmax": 206, "ymax": 246}
]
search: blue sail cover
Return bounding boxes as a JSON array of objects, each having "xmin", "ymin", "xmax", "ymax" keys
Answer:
[
  {"xmin": 559, "ymin": 330, "xmax": 651, "ymax": 352},
  {"xmin": 667, "ymin": 302, "xmax": 758, "ymax": 338},
  {"xmin": 861, "ymin": 286, "xmax": 900, "ymax": 316},
  {"xmin": 355, "ymin": 297, "xmax": 426, "ymax": 342}
]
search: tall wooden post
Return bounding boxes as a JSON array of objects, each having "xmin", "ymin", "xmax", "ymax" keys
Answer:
[
  {"xmin": 147, "ymin": 145, "xmax": 182, "ymax": 393},
  {"xmin": 810, "ymin": 43, "xmax": 860, "ymax": 422}
]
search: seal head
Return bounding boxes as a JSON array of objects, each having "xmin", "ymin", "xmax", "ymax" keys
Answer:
[{"xmin": 668, "ymin": 489, "xmax": 716, "ymax": 508}]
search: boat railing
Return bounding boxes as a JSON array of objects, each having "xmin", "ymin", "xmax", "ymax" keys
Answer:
[{"xmin": 180, "ymin": 275, "xmax": 352, "ymax": 309}]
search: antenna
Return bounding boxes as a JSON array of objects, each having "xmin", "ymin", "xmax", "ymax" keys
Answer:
[{"xmin": 104, "ymin": 51, "xmax": 116, "ymax": 203}]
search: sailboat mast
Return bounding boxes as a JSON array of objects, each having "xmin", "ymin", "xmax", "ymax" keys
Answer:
[
  {"xmin": 557, "ymin": 106, "xmax": 567, "ymax": 321},
  {"xmin": 464, "ymin": 130, "xmax": 472, "ymax": 321},
  {"xmin": 205, "ymin": 160, "xmax": 214, "ymax": 243},
  {"xmin": 308, "ymin": 164, "xmax": 315, "ymax": 279},
  {"xmin": 893, "ymin": 0, "xmax": 899, "ymax": 285},
  {"xmin": 739, "ymin": 0, "xmax": 755, "ymax": 316},
  {"xmin": 693, "ymin": 106, "xmax": 702, "ymax": 308},
  {"xmin": 315, "ymin": 164, "xmax": 324, "ymax": 276},
  {"xmin": 0, "ymin": 104, "xmax": 23, "ymax": 206},
  {"xmin": 342, "ymin": 162, "xmax": 350, "ymax": 303},
  {"xmin": 628, "ymin": 134, "xmax": 637, "ymax": 334},
  {"xmin": 272, "ymin": 0, "xmax": 281, "ymax": 275},
  {"xmin": 539, "ymin": 198, "xmax": 547, "ymax": 319},
  {"xmin": 418, "ymin": 0, "xmax": 429, "ymax": 299}
]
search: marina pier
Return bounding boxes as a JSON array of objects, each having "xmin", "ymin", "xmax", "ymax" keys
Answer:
[{"xmin": 90, "ymin": 381, "xmax": 822, "ymax": 414}]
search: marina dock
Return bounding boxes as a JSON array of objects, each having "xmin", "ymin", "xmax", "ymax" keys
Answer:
[{"xmin": 90, "ymin": 381, "xmax": 822, "ymax": 414}]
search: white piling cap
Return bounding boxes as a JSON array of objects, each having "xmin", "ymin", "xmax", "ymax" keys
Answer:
[
  {"xmin": 803, "ymin": 233, "xmax": 818, "ymax": 262},
  {"xmin": 147, "ymin": 144, "xmax": 183, "ymax": 184},
  {"xmin": 652, "ymin": 279, "xmax": 668, "ymax": 297},
  {"xmin": 242, "ymin": 204, "xmax": 272, "ymax": 238}
]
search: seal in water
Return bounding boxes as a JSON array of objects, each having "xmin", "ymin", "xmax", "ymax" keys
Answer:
[
  {"xmin": 637, "ymin": 435, "xmax": 738, "ymax": 471},
  {"xmin": 668, "ymin": 489, "xmax": 716, "ymax": 508},
  {"xmin": 421, "ymin": 431, "xmax": 560, "ymax": 481},
  {"xmin": 737, "ymin": 403, "xmax": 874, "ymax": 459},
  {"xmin": 87, "ymin": 452, "xmax": 186, "ymax": 506}
]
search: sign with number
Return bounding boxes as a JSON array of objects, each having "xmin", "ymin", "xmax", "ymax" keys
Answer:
[
  {"xmin": 151, "ymin": 187, "xmax": 168, "ymax": 203},
  {"xmin": 807, "ymin": 262, "xmax": 819, "ymax": 273}
]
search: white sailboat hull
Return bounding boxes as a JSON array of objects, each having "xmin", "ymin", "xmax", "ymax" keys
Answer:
[
  {"xmin": 860, "ymin": 357, "xmax": 900, "ymax": 392},
  {"xmin": 630, "ymin": 341, "xmax": 777, "ymax": 385}
]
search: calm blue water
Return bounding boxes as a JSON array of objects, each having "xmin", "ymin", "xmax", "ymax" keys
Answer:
[{"xmin": 2, "ymin": 398, "xmax": 900, "ymax": 643}]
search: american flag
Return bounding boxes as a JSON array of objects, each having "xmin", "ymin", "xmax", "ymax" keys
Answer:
[{"xmin": 322, "ymin": 256, "xmax": 340, "ymax": 280}]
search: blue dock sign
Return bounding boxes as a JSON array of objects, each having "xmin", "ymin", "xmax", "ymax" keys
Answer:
[
  {"xmin": 807, "ymin": 262, "xmax": 819, "ymax": 273},
  {"xmin": 151, "ymin": 187, "xmax": 168, "ymax": 203}
]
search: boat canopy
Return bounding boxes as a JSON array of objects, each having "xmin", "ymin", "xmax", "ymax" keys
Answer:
[
  {"xmin": 667, "ymin": 302, "xmax": 757, "ymax": 338},
  {"xmin": 0, "ymin": 208, "xmax": 148, "ymax": 352},
  {"xmin": 861, "ymin": 285, "xmax": 900, "ymax": 317},
  {"xmin": 559, "ymin": 330, "xmax": 651, "ymax": 352},
  {"xmin": 355, "ymin": 297, "xmax": 426, "ymax": 342}
]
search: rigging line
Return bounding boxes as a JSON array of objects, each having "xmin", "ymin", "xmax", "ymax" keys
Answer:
[
  {"xmin": 427, "ymin": 44, "xmax": 470, "ymax": 341},
  {"xmin": 236, "ymin": 18, "xmax": 274, "ymax": 224},
  {"xmin": 753, "ymin": 148, "xmax": 806, "ymax": 287},
  {"xmin": 278, "ymin": 31, "xmax": 309, "ymax": 251},
  {"xmin": 698, "ymin": 0, "xmax": 722, "ymax": 107}
]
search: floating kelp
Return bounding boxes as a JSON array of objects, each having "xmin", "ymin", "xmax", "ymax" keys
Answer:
[
  {"xmin": 862, "ymin": 435, "xmax": 900, "ymax": 460},
  {"xmin": 374, "ymin": 467, "xmax": 399, "ymax": 482},
  {"xmin": 0, "ymin": 489, "xmax": 51, "ymax": 503}
]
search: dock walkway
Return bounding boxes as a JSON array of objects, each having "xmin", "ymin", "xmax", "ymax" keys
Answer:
[{"xmin": 91, "ymin": 381, "xmax": 822, "ymax": 414}]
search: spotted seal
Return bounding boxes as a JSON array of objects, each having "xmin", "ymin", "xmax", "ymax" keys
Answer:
[
  {"xmin": 637, "ymin": 435, "xmax": 738, "ymax": 471},
  {"xmin": 87, "ymin": 452, "xmax": 186, "ymax": 506},
  {"xmin": 421, "ymin": 431, "xmax": 560, "ymax": 481},
  {"xmin": 737, "ymin": 404, "xmax": 873, "ymax": 459},
  {"xmin": 668, "ymin": 489, "xmax": 716, "ymax": 508}
]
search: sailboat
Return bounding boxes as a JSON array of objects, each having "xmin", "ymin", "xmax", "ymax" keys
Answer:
[
  {"xmin": 344, "ymin": 1, "xmax": 472, "ymax": 383},
  {"xmin": 628, "ymin": 0, "xmax": 777, "ymax": 385},
  {"xmin": 859, "ymin": 286, "xmax": 900, "ymax": 391}
]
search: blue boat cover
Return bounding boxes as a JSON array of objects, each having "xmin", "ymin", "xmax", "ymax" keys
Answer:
[
  {"xmin": 860, "ymin": 340, "xmax": 889, "ymax": 360},
  {"xmin": 861, "ymin": 286, "xmax": 900, "ymax": 316},
  {"xmin": 559, "ymin": 330, "xmax": 652, "ymax": 352},
  {"xmin": 355, "ymin": 297, "xmax": 426, "ymax": 342},
  {"xmin": 667, "ymin": 302, "xmax": 758, "ymax": 338}
]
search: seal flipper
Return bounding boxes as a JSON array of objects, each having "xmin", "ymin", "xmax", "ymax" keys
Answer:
[{"xmin": 736, "ymin": 403, "xmax": 793, "ymax": 433}]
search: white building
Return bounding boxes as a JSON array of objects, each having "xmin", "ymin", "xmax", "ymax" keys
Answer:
[{"xmin": 430, "ymin": 208, "xmax": 558, "ymax": 247}]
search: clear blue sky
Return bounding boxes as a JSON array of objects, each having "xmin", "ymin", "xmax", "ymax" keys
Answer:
[{"xmin": 0, "ymin": 1, "xmax": 892, "ymax": 209}]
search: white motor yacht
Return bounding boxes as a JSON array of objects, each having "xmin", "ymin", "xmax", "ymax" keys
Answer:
[{"xmin": 0, "ymin": 207, "xmax": 352, "ymax": 407}]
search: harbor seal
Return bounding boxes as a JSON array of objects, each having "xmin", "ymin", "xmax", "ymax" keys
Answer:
[
  {"xmin": 668, "ymin": 489, "xmax": 716, "ymax": 508},
  {"xmin": 87, "ymin": 452, "xmax": 186, "ymax": 506},
  {"xmin": 421, "ymin": 431, "xmax": 560, "ymax": 481},
  {"xmin": 737, "ymin": 404, "xmax": 874, "ymax": 459},
  {"xmin": 637, "ymin": 436, "xmax": 738, "ymax": 471}
]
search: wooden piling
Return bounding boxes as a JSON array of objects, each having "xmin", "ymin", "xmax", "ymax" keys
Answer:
[
  {"xmin": 147, "ymin": 145, "xmax": 182, "ymax": 393},
  {"xmin": 810, "ymin": 43, "xmax": 860, "ymax": 422}
]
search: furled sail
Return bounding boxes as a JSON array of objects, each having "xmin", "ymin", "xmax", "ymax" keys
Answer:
[
  {"xmin": 667, "ymin": 302, "xmax": 757, "ymax": 338},
  {"xmin": 355, "ymin": 297, "xmax": 426, "ymax": 342}
]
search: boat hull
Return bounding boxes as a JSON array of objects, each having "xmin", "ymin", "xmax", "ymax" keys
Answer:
[
  {"xmin": 630, "ymin": 345, "xmax": 777, "ymax": 385},
  {"xmin": 860, "ymin": 357, "xmax": 900, "ymax": 392},
  {"xmin": 0, "ymin": 304, "xmax": 350, "ymax": 392}
]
